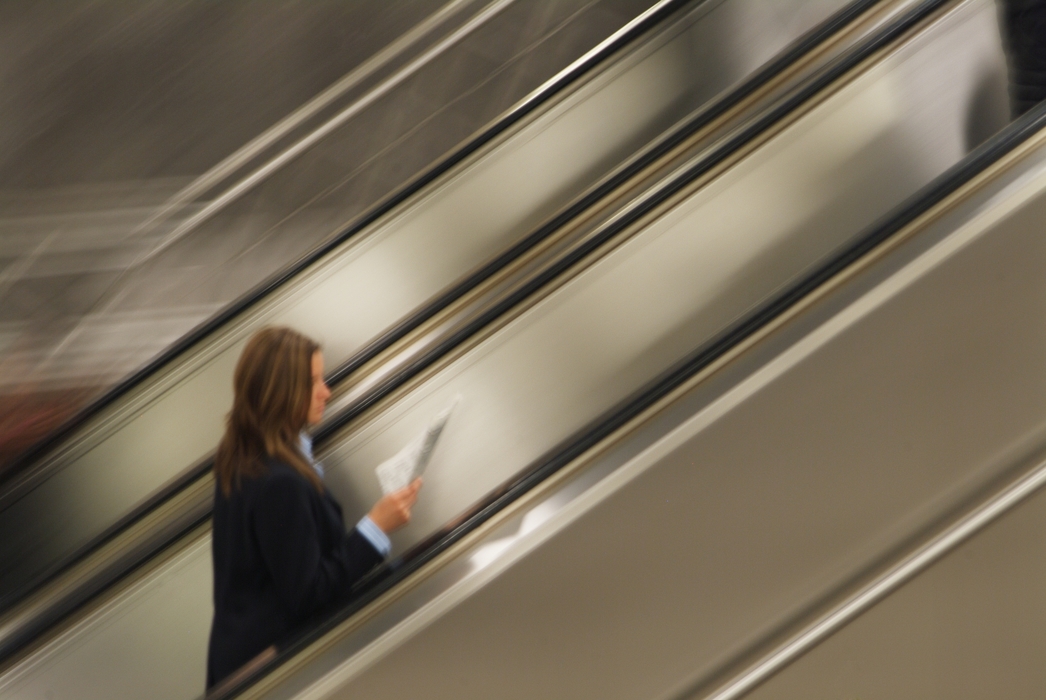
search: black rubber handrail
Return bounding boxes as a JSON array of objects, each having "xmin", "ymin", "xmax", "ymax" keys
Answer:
[
  {"xmin": 0, "ymin": 0, "xmax": 885, "ymax": 623},
  {"xmin": 0, "ymin": 0, "xmax": 695, "ymax": 490},
  {"xmin": 218, "ymin": 1, "xmax": 1038, "ymax": 697}
]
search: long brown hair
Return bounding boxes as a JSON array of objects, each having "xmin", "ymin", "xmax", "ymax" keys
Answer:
[{"xmin": 215, "ymin": 326, "xmax": 323, "ymax": 496}]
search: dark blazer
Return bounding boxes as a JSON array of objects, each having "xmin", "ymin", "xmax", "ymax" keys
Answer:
[{"xmin": 206, "ymin": 459, "xmax": 383, "ymax": 689}]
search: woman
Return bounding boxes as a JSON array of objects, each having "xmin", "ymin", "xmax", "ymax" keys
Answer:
[{"xmin": 206, "ymin": 327, "xmax": 421, "ymax": 689}]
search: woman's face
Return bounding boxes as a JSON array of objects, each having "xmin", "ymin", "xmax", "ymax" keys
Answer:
[{"xmin": 307, "ymin": 351, "xmax": 331, "ymax": 426}]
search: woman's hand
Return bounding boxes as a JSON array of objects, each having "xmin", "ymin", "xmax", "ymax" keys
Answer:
[{"xmin": 368, "ymin": 478, "xmax": 422, "ymax": 533}]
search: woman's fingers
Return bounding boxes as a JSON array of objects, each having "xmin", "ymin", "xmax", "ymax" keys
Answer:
[
  {"xmin": 397, "ymin": 479, "xmax": 421, "ymax": 503},
  {"xmin": 369, "ymin": 478, "xmax": 425, "ymax": 533},
  {"xmin": 393, "ymin": 484, "xmax": 417, "ymax": 515}
]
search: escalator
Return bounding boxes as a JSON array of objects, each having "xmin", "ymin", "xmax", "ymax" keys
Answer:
[{"xmin": 0, "ymin": 0, "xmax": 1027, "ymax": 697}]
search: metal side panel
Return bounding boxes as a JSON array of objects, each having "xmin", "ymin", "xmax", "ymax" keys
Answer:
[
  {"xmin": 267, "ymin": 112, "xmax": 1046, "ymax": 699},
  {"xmin": 737, "ymin": 474, "xmax": 1046, "ymax": 700},
  {"xmin": 0, "ymin": 0, "xmax": 861, "ymax": 606},
  {"xmin": 0, "ymin": 536, "xmax": 212, "ymax": 700}
]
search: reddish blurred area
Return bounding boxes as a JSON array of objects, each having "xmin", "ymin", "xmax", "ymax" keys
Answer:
[{"xmin": 0, "ymin": 387, "xmax": 101, "ymax": 474}]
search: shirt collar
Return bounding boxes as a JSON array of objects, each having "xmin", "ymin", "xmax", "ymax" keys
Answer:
[{"xmin": 299, "ymin": 431, "xmax": 324, "ymax": 479}]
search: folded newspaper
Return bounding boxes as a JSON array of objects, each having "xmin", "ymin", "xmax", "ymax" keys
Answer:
[{"xmin": 375, "ymin": 397, "xmax": 459, "ymax": 494}]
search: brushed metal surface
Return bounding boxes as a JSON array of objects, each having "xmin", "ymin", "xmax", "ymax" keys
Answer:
[{"xmin": 738, "ymin": 469, "xmax": 1046, "ymax": 700}]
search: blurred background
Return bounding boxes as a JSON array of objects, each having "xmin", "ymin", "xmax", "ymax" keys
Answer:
[{"xmin": 0, "ymin": 0, "xmax": 659, "ymax": 469}]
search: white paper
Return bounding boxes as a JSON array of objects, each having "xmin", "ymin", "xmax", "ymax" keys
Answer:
[{"xmin": 375, "ymin": 396, "xmax": 459, "ymax": 494}]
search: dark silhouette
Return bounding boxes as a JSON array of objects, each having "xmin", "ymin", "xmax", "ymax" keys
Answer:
[{"xmin": 1002, "ymin": 0, "xmax": 1046, "ymax": 116}]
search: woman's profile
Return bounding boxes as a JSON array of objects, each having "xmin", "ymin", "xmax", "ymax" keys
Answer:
[{"xmin": 206, "ymin": 326, "xmax": 420, "ymax": 690}]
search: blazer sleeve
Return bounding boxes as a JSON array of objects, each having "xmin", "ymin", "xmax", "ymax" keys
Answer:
[{"xmin": 252, "ymin": 471, "xmax": 384, "ymax": 618}]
